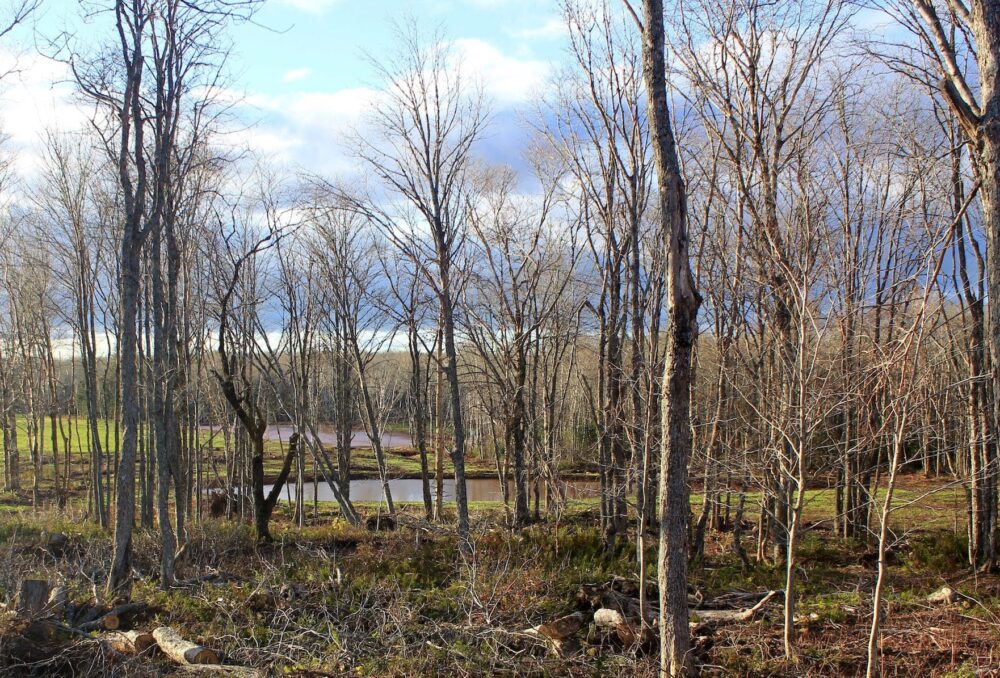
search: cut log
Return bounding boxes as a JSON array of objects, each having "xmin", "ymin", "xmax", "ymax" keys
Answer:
[
  {"xmin": 153, "ymin": 626, "xmax": 220, "ymax": 665},
  {"xmin": 578, "ymin": 584, "xmax": 656, "ymax": 625},
  {"xmin": 530, "ymin": 611, "xmax": 587, "ymax": 641},
  {"xmin": 22, "ymin": 618, "xmax": 86, "ymax": 643},
  {"xmin": 44, "ymin": 532, "xmax": 69, "ymax": 558},
  {"xmin": 103, "ymin": 630, "xmax": 156, "ymax": 654},
  {"xmin": 14, "ymin": 580, "xmax": 51, "ymax": 618},
  {"xmin": 594, "ymin": 607, "xmax": 629, "ymax": 630},
  {"xmin": 594, "ymin": 608, "xmax": 645, "ymax": 646},
  {"xmin": 75, "ymin": 603, "xmax": 103, "ymax": 628},
  {"xmin": 522, "ymin": 611, "xmax": 587, "ymax": 658},
  {"xmin": 78, "ymin": 603, "xmax": 148, "ymax": 632}
]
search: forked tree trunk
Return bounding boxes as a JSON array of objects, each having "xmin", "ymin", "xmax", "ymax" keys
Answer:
[{"xmin": 251, "ymin": 431, "xmax": 299, "ymax": 542}]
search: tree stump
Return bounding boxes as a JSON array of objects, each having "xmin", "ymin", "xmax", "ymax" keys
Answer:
[
  {"xmin": 44, "ymin": 532, "xmax": 68, "ymax": 558},
  {"xmin": 15, "ymin": 580, "xmax": 51, "ymax": 618}
]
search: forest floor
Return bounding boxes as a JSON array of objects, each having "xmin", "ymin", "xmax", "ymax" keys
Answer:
[{"xmin": 0, "ymin": 475, "xmax": 996, "ymax": 677}]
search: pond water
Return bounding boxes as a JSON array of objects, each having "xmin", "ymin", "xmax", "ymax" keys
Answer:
[
  {"xmin": 266, "ymin": 477, "xmax": 601, "ymax": 503},
  {"xmin": 263, "ymin": 424, "xmax": 413, "ymax": 449}
]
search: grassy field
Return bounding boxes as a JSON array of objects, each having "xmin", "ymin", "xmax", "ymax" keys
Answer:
[{"xmin": 0, "ymin": 473, "xmax": 995, "ymax": 676}]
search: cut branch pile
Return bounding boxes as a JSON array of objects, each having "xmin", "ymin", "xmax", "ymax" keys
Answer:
[{"xmin": 524, "ymin": 578, "xmax": 782, "ymax": 658}]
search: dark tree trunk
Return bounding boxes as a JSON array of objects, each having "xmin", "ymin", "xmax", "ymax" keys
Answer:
[{"xmin": 439, "ymin": 291, "xmax": 470, "ymax": 550}]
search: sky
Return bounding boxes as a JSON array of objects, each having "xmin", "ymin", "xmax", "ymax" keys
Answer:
[
  {"xmin": 0, "ymin": 0, "xmax": 903, "ymax": 184},
  {"xmin": 0, "ymin": 0, "xmax": 573, "ymax": 181}
]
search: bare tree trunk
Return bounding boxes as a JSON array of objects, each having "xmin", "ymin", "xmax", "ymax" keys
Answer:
[
  {"xmin": 252, "ymin": 433, "xmax": 296, "ymax": 542},
  {"xmin": 435, "ymin": 325, "xmax": 445, "ymax": 521},
  {"xmin": 409, "ymin": 324, "xmax": 433, "ymax": 520},
  {"xmin": 354, "ymin": 354, "xmax": 394, "ymax": 515},
  {"xmin": 109, "ymin": 244, "xmax": 142, "ymax": 596},
  {"xmin": 631, "ymin": 0, "xmax": 701, "ymax": 674},
  {"xmin": 440, "ymin": 292, "xmax": 470, "ymax": 550},
  {"xmin": 907, "ymin": 0, "xmax": 1000, "ymax": 571},
  {"xmin": 866, "ymin": 414, "xmax": 908, "ymax": 678}
]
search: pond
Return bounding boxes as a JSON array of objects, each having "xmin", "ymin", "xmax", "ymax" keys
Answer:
[
  {"xmin": 263, "ymin": 424, "xmax": 412, "ymax": 449},
  {"xmin": 266, "ymin": 477, "xmax": 601, "ymax": 503}
]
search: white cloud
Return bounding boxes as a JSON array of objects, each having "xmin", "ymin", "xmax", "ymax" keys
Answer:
[
  {"xmin": 452, "ymin": 38, "xmax": 551, "ymax": 103},
  {"xmin": 200, "ymin": 39, "xmax": 550, "ymax": 179},
  {"xmin": 282, "ymin": 67, "xmax": 312, "ymax": 83},
  {"xmin": 0, "ymin": 49, "xmax": 88, "ymax": 179},
  {"xmin": 223, "ymin": 86, "xmax": 383, "ymax": 175},
  {"xmin": 511, "ymin": 17, "xmax": 567, "ymax": 41},
  {"xmin": 230, "ymin": 40, "xmax": 549, "ymax": 175},
  {"xmin": 279, "ymin": 0, "xmax": 339, "ymax": 13},
  {"xmin": 283, "ymin": 88, "xmax": 382, "ymax": 134}
]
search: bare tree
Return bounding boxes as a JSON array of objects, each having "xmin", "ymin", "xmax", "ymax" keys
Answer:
[
  {"xmin": 208, "ymin": 179, "xmax": 297, "ymax": 543},
  {"xmin": 335, "ymin": 23, "xmax": 487, "ymax": 550},
  {"xmin": 625, "ymin": 0, "xmax": 701, "ymax": 674},
  {"xmin": 68, "ymin": 0, "xmax": 262, "ymax": 594},
  {"xmin": 310, "ymin": 202, "xmax": 397, "ymax": 514},
  {"xmin": 462, "ymin": 165, "xmax": 577, "ymax": 526}
]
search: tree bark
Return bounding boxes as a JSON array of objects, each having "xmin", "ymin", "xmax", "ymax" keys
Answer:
[{"xmin": 632, "ymin": 0, "xmax": 702, "ymax": 674}]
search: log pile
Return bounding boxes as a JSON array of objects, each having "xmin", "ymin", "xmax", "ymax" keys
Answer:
[{"xmin": 1, "ymin": 578, "xmax": 261, "ymax": 675}]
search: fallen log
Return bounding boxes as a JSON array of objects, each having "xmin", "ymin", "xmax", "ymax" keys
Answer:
[
  {"xmin": 153, "ymin": 626, "xmax": 220, "ymax": 665},
  {"xmin": 44, "ymin": 532, "xmax": 69, "ymax": 558},
  {"xmin": 103, "ymin": 630, "xmax": 156, "ymax": 655},
  {"xmin": 583, "ymin": 582, "xmax": 782, "ymax": 646},
  {"xmin": 530, "ymin": 611, "xmax": 587, "ymax": 641},
  {"xmin": 700, "ymin": 590, "xmax": 776, "ymax": 610},
  {"xmin": 175, "ymin": 571, "xmax": 246, "ymax": 588},
  {"xmin": 926, "ymin": 586, "xmax": 957, "ymax": 605},
  {"xmin": 593, "ymin": 607, "xmax": 641, "ymax": 646},
  {"xmin": 578, "ymin": 584, "xmax": 656, "ymax": 625},
  {"xmin": 690, "ymin": 590, "xmax": 780, "ymax": 624},
  {"xmin": 74, "ymin": 603, "xmax": 103, "ymax": 628}
]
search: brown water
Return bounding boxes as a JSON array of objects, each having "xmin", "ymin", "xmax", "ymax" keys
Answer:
[
  {"xmin": 263, "ymin": 424, "xmax": 413, "ymax": 449},
  {"xmin": 267, "ymin": 478, "xmax": 600, "ymax": 503}
]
